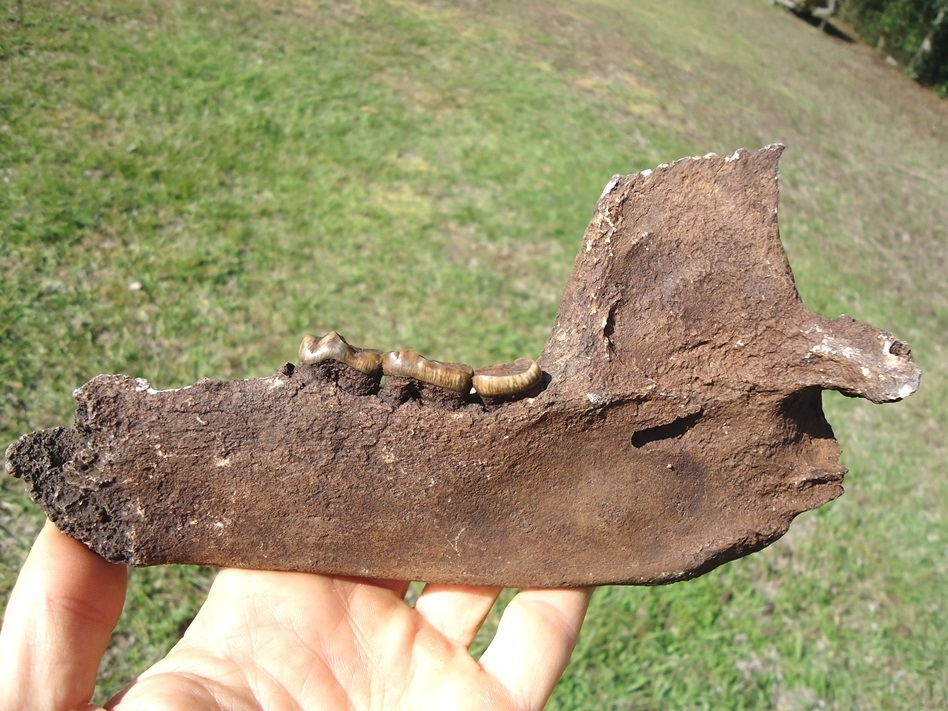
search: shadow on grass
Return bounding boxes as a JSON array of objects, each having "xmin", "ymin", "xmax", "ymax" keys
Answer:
[{"xmin": 783, "ymin": 8, "xmax": 855, "ymax": 43}]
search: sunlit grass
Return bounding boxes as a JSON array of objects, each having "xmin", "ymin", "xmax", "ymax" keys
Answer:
[{"xmin": 2, "ymin": 0, "xmax": 945, "ymax": 707}]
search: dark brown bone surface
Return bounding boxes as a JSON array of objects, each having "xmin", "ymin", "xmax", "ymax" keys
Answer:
[{"xmin": 5, "ymin": 145, "xmax": 921, "ymax": 587}]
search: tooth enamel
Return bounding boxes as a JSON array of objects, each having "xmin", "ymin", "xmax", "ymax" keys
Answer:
[
  {"xmin": 383, "ymin": 349, "xmax": 474, "ymax": 393},
  {"xmin": 298, "ymin": 332, "xmax": 383, "ymax": 377},
  {"xmin": 473, "ymin": 358, "xmax": 542, "ymax": 397},
  {"xmin": 345, "ymin": 348, "xmax": 384, "ymax": 376},
  {"xmin": 299, "ymin": 332, "xmax": 348, "ymax": 364},
  {"xmin": 304, "ymin": 336, "xmax": 540, "ymax": 398}
]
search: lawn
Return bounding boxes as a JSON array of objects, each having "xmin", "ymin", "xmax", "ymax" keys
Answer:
[{"xmin": 2, "ymin": 0, "xmax": 946, "ymax": 707}]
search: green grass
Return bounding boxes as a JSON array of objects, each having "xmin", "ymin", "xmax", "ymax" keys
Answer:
[{"xmin": 2, "ymin": 0, "xmax": 946, "ymax": 707}]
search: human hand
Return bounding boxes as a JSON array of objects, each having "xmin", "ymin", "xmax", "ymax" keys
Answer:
[{"xmin": 0, "ymin": 521, "xmax": 592, "ymax": 710}]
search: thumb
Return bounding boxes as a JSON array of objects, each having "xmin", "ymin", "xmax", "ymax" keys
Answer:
[{"xmin": 0, "ymin": 520, "xmax": 127, "ymax": 711}]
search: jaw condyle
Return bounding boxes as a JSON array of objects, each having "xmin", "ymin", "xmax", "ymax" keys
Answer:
[{"xmin": 5, "ymin": 145, "xmax": 920, "ymax": 587}]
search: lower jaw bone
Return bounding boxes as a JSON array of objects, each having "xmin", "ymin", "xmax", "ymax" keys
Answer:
[{"xmin": 3, "ymin": 145, "xmax": 920, "ymax": 587}]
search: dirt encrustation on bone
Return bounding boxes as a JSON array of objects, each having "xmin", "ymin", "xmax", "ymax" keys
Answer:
[
  {"xmin": 4, "ymin": 145, "xmax": 921, "ymax": 587},
  {"xmin": 299, "ymin": 359, "xmax": 381, "ymax": 396},
  {"xmin": 377, "ymin": 375, "xmax": 476, "ymax": 410}
]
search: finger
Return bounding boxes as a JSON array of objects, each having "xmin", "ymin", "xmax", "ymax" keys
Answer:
[
  {"xmin": 478, "ymin": 587, "xmax": 593, "ymax": 711},
  {"xmin": 413, "ymin": 584, "xmax": 502, "ymax": 648},
  {"xmin": 202, "ymin": 569, "xmax": 411, "ymax": 613},
  {"xmin": 338, "ymin": 575, "xmax": 412, "ymax": 600},
  {"xmin": 0, "ymin": 520, "xmax": 127, "ymax": 711}
]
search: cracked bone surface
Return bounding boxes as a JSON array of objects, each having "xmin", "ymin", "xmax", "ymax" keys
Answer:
[{"xmin": 5, "ymin": 145, "xmax": 921, "ymax": 587}]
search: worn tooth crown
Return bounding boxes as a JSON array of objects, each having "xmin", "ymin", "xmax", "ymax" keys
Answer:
[
  {"xmin": 346, "ymin": 348, "xmax": 384, "ymax": 376},
  {"xmin": 382, "ymin": 349, "xmax": 421, "ymax": 377},
  {"xmin": 473, "ymin": 358, "xmax": 542, "ymax": 397},
  {"xmin": 383, "ymin": 349, "xmax": 474, "ymax": 393},
  {"xmin": 299, "ymin": 332, "xmax": 348, "ymax": 364},
  {"xmin": 299, "ymin": 332, "xmax": 383, "ymax": 377}
]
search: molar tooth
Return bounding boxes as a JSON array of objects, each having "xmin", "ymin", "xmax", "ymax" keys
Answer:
[
  {"xmin": 345, "ymin": 348, "xmax": 384, "ymax": 377},
  {"xmin": 383, "ymin": 349, "xmax": 474, "ymax": 393},
  {"xmin": 473, "ymin": 358, "xmax": 542, "ymax": 397},
  {"xmin": 299, "ymin": 331, "xmax": 349, "ymax": 364},
  {"xmin": 298, "ymin": 332, "xmax": 382, "ymax": 377},
  {"xmin": 382, "ymin": 349, "xmax": 420, "ymax": 377}
]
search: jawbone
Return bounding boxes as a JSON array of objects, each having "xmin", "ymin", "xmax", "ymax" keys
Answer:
[{"xmin": 5, "ymin": 145, "xmax": 920, "ymax": 587}]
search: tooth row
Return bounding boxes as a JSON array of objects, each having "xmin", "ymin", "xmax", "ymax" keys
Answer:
[{"xmin": 298, "ymin": 333, "xmax": 542, "ymax": 398}]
